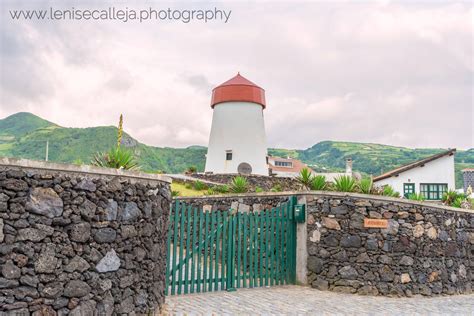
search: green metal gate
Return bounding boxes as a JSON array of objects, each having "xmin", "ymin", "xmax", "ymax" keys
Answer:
[{"xmin": 165, "ymin": 197, "xmax": 297, "ymax": 295}]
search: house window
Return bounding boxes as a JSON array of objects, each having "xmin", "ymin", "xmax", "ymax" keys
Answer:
[
  {"xmin": 275, "ymin": 161, "xmax": 293, "ymax": 167},
  {"xmin": 420, "ymin": 183, "xmax": 448, "ymax": 200},
  {"xmin": 226, "ymin": 151, "xmax": 232, "ymax": 161},
  {"xmin": 403, "ymin": 183, "xmax": 415, "ymax": 198}
]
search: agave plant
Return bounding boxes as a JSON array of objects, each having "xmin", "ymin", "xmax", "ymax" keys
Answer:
[
  {"xmin": 442, "ymin": 190, "xmax": 466, "ymax": 206},
  {"xmin": 92, "ymin": 146, "xmax": 140, "ymax": 170},
  {"xmin": 408, "ymin": 193, "xmax": 425, "ymax": 201},
  {"xmin": 193, "ymin": 180, "xmax": 207, "ymax": 191},
  {"xmin": 452, "ymin": 196, "xmax": 465, "ymax": 208},
  {"xmin": 230, "ymin": 176, "xmax": 248, "ymax": 193},
  {"xmin": 297, "ymin": 168, "xmax": 313, "ymax": 189},
  {"xmin": 310, "ymin": 175, "xmax": 327, "ymax": 191},
  {"xmin": 358, "ymin": 177, "xmax": 373, "ymax": 194},
  {"xmin": 333, "ymin": 175, "xmax": 356, "ymax": 192},
  {"xmin": 382, "ymin": 185, "xmax": 400, "ymax": 198}
]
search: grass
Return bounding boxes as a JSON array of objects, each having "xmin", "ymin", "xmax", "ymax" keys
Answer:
[{"xmin": 171, "ymin": 182, "xmax": 207, "ymax": 197}]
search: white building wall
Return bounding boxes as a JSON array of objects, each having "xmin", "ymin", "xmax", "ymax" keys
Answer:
[
  {"xmin": 205, "ymin": 102, "xmax": 268, "ymax": 175},
  {"xmin": 374, "ymin": 155, "xmax": 455, "ymax": 196}
]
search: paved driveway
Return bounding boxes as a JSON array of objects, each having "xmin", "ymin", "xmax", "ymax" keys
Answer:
[{"xmin": 163, "ymin": 285, "xmax": 474, "ymax": 315}]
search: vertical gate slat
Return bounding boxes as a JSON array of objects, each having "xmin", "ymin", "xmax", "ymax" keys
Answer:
[
  {"xmin": 177, "ymin": 202, "xmax": 186, "ymax": 295},
  {"xmin": 165, "ymin": 204, "xmax": 173, "ymax": 296},
  {"xmin": 209, "ymin": 210, "xmax": 216, "ymax": 292},
  {"xmin": 184, "ymin": 205, "xmax": 192, "ymax": 294},
  {"xmin": 285, "ymin": 201, "xmax": 290, "ymax": 284},
  {"xmin": 248, "ymin": 212, "xmax": 254, "ymax": 288},
  {"xmin": 196, "ymin": 209, "xmax": 204, "ymax": 293},
  {"xmin": 203, "ymin": 211, "xmax": 210, "ymax": 292},
  {"xmin": 277, "ymin": 205, "xmax": 283, "ymax": 285},
  {"xmin": 221, "ymin": 211, "xmax": 228, "ymax": 291},
  {"xmin": 282, "ymin": 202, "xmax": 288, "ymax": 285},
  {"xmin": 170, "ymin": 201, "xmax": 180, "ymax": 295},
  {"xmin": 254, "ymin": 211, "xmax": 260, "ymax": 287},
  {"xmin": 271, "ymin": 207, "xmax": 278, "ymax": 285},
  {"xmin": 265, "ymin": 208, "xmax": 271, "ymax": 286},
  {"xmin": 231, "ymin": 214, "xmax": 237, "ymax": 289},
  {"xmin": 243, "ymin": 213, "xmax": 248, "ymax": 288},
  {"xmin": 190, "ymin": 207, "xmax": 198, "ymax": 293},
  {"xmin": 236, "ymin": 212, "xmax": 242, "ymax": 288},
  {"xmin": 215, "ymin": 211, "xmax": 221, "ymax": 290},
  {"xmin": 260, "ymin": 210, "xmax": 266, "ymax": 287}
]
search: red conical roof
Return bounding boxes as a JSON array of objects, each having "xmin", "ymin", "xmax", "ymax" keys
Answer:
[{"xmin": 211, "ymin": 73, "xmax": 266, "ymax": 109}]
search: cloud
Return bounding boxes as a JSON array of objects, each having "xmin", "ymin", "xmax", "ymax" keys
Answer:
[{"xmin": 0, "ymin": 0, "xmax": 472, "ymax": 149}]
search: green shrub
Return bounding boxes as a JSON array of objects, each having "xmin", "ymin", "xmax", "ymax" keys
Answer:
[
  {"xmin": 358, "ymin": 177, "xmax": 373, "ymax": 194},
  {"xmin": 92, "ymin": 146, "xmax": 139, "ymax": 170},
  {"xmin": 408, "ymin": 193, "xmax": 425, "ymax": 201},
  {"xmin": 310, "ymin": 175, "xmax": 327, "ymax": 191},
  {"xmin": 230, "ymin": 176, "xmax": 248, "ymax": 193},
  {"xmin": 193, "ymin": 180, "xmax": 207, "ymax": 191},
  {"xmin": 452, "ymin": 197, "xmax": 465, "ymax": 208},
  {"xmin": 206, "ymin": 188, "xmax": 216, "ymax": 195},
  {"xmin": 333, "ymin": 175, "xmax": 356, "ymax": 192},
  {"xmin": 185, "ymin": 183, "xmax": 193, "ymax": 189},
  {"xmin": 382, "ymin": 185, "xmax": 400, "ymax": 198},
  {"xmin": 171, "ymin": 190, "xmax": 180, "ymax": 197},
  {"xmin": 297, "ymin": 168, "xmax": 313, "ymax": 189},
  {"xmin": 270, "ymin": 184, "xmax": 282, "ymax": 192},
  {"xmin": 255, "ymin": 186, "xmax": 264, "ymax": 193},
  {"xmin": 213, "ymin": 185, "xmax": 229, "ymax": 194}
]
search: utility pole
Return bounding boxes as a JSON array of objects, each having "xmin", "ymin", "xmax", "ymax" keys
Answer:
[{"xmin": 45, "ymin": 141, "xmax": 49, "ymax": 161}]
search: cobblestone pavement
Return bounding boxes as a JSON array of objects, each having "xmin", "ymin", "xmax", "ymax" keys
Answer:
[{"xmin": 163, "ymin": 285, "xmax": 474, "ymax": 315}]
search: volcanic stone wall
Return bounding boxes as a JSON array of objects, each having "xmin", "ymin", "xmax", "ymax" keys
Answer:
[
  {"xmin": 177, "ymin": 193, "xmax": 290, "ymax": 213},
  {"xmin": 0, "ymin": 159, "xmax": 171, "ymax": 315},
  {"xmin": 190, "ymin": 173, "xmax": 300, "ymax": 191},
  {"xmin": 306, "ymin": 193, "xmax": 473, "ymax": 297}
]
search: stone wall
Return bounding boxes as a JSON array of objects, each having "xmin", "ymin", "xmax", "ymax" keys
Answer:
[
  {"xmin": 191, "ymin": 173, "xmax": 300, "ymax": 191},
  {"xmin": 0, "ymin": 158, "xmax": 171, "ymax": 315},
  {"xmin": 306, "ymin": 193, "xmax": 473, "ymax": 297},
  {"xmin": 176, "ymin": 193, "xmax": 291, "ymax": 213}
]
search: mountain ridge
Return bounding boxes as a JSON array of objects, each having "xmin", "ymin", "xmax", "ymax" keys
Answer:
[{"xmin": 0, "ymin": 112, "xmax": 472, "ymax": 188}]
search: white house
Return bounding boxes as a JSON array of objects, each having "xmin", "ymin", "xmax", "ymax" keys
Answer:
[
  {"xmin": 204, "ymin": 73, "xmax": 268, "ymax": 175},
  {"xmin": 373, "ymin": 149, "xmax": 456, "ymax": 200},
  {"xmin": 267, "ymin": 156, "xmax": 310, "ymax": 177}
]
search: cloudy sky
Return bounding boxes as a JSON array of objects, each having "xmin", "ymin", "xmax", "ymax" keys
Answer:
[{"xmin": 1, "ymin": 0, "xmax": 473, "ymax": 150}]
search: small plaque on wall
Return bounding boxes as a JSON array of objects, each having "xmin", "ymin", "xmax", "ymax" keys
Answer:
[{"xmin": 364, "ymin": 218, "xmax": 388, "ymax": 228}]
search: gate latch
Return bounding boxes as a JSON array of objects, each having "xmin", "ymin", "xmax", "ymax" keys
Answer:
[{"xmin": 294, "ymin": 204, "xmax": 306, "ymax": 223}]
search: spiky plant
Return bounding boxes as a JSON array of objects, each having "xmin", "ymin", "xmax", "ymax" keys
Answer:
[
  {"xmin": 382, "ymin": 185, "xmax": 400, "ymax": 198},
  {"xmin": 310, "ymin": 175, "xmax": 327, "ymax": 191},
  {"xmin": 333, "ymin": 175, "xmax": 356, "ymax": 192},
  {"xmin": 255, "ymin": 186, "xmax": 264, "ymax": 193},
  {"xmin": 171, "ymin": 190, "xmax": 180, "ymax": 197},
  {"xmin": 442, "ymin": 190, "xmax": 466, "ymax": 206},
  {"xmin": 408, "ymin": 193, "xmax": 425, "ymax": 201},
  {"xmin": 193, "ymin": 180, "xmax": 207, "ymax": 191},
  {"xmin": 358, "ymin": 177, "xmax": 373, "ymax": 194},
  {"xmin": 230, "ymin": 176, "xmax": 248, "ymax": 193},
  {"xmin": 297, "ymin": 168, "xmax": 313, "ymax": 189},
  {"xmin": 92, "ymin": 146, "xmax": 139, "ymax": 170}
]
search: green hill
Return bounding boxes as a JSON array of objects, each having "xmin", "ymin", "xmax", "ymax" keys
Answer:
[{"xmin": 0, "ymin": 112, "xmax": 472, "ymax": 188}]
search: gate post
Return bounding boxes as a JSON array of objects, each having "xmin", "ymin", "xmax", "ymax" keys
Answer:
[{"xmin": 295, "ymin": 195, "xmax": 308, "ymax": 285}]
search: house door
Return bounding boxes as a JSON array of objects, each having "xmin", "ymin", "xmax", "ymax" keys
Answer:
[{"xmin": 403, "ymin": 183, "xmax": 415, "ymax": 198}]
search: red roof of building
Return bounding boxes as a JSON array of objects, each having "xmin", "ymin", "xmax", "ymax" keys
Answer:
[{"xmin": 211, "ymin": 73, "xmax": 266, "ymax": 109}]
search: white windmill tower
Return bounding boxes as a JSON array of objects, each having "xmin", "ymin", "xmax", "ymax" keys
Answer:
[{"xmin": 204, "ymin": 73, "xmax": 268, "ymax": 175}]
